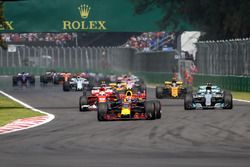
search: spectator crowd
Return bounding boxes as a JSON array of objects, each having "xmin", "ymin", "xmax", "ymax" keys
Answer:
[
  {"xmin": 1, "ymin": 32, "xmax": 175, "ymax": 49},
  {"xmin": 2, "ymin": 33, "xmax": 73, "ymax": 46},
  {"xmin": 124, "ymin": 32, "xmax": 175, "ymax": 52}
]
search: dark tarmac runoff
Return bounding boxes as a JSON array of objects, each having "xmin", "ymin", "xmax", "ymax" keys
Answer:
[{"xmin": 0, "ymin": 76, "xmax": 250, "ymax": 167}]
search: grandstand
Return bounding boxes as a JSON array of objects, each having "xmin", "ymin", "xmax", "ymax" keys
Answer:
[
  {"xmin": 2, "ymin": 33, "xmax": 74, "ymax": 47},
  {"xmin": 123, "ymin": 32, "xmax": 176, "ymax": 52},
  {"xmin": 1, "ymin": 32, "xmax": 139, "ymax": 47},
  {"xmin": 1, "ymin": 32, "xmax": 175, "ymax": 51}
]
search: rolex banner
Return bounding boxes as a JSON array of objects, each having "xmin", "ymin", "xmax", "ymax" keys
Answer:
[{"xmin": 2, "ymin": 0, "xmax": 192, "ymax": 32}]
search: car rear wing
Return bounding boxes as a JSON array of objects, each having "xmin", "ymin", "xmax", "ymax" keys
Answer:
[
  {"xmin": 164, "ymin": 81, "xmax": 183, "ymax": 86},
  {"xmin": 164, "ymin": 81, "xmax": 172, "ymax": 85}
]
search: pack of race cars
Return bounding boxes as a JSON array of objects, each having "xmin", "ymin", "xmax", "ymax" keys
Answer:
[
  {"xmin": 78, "ymin": 74, "xmax": 157, "ymax": 121},
  {"xmin": 12, "ymin": 71, "xmax": 234, "ymax": 121}
]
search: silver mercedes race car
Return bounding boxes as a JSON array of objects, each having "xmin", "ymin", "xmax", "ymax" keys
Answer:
[{"xmin": 184, "ymin": 84, "xmax": 233, "ymax": 110}]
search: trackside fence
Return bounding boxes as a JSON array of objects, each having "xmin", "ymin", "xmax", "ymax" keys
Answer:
[
  {"xmin": 196, "ymin": 39, "xmax": 250, "ymax": 76},
  {"xmin": 0, "ymin": 46, "xmax": 176, "ymax": 83},
  {"xmin": 194, "ymin": 38, "xmax": 250, "ymax": 92}
]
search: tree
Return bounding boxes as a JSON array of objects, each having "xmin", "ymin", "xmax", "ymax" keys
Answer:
[{"xmin": 131, "ymin": 0, "xmax": 250, "ymax": 40}]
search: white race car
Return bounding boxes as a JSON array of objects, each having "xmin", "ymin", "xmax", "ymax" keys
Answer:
[
  {"xmin": 184, "ymin": 84, "xmax": 233, "ymax": 110},
  {"xmin": 63, "ymin": 76, "xmax": 90, "ymax": 91}
]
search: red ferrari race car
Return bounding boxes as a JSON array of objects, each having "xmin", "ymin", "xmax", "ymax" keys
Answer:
[
  {"xmin": 97, "ymin": 90, "xmax": 161, "ymax": 121},
  {"xmin": 79, "ymin": 86, "xmax": 117, "ymax": 112}
]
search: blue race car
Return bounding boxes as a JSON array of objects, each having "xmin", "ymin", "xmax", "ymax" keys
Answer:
[{"xmin": 12, "ymin": 72, "xmax": 35, "ymax": 86}]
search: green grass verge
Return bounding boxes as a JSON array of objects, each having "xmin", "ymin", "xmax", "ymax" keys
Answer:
[
  {"xmin": 0, "ymin": 96, "xmax": 44, "ymax": 126},
  {"xmin": 231, "ymin": 92, "xmax": 250, "ymax": 101}
]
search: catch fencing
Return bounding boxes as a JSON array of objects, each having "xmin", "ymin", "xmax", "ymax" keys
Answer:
[
  {"xmin": 196, "ymin": 39, "xmax": 250, "ymax": 76},
  {"xmin": 194, "ymin": 39, "xmax": 250, "ymax": 92},
  {"xmin": 0, "ymin": 46, "xmax": 177, "ymax": 82}
]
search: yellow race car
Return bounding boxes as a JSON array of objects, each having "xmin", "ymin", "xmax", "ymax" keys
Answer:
[
  {"xmin": 109, "ymin": 82, "xmax": 127, "ymax": 92},
  {"xmin": 156, "ymin": 80, "xmax": 187, "ymax": 99}
]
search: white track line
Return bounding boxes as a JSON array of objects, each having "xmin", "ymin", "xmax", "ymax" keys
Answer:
[
  {"xmin": 0, "ymin": 90, "xmax": 55, "ymax": 134},
  {"xmin": 233, "ymin": 99, "xmax": 250, "ymax": 103}
]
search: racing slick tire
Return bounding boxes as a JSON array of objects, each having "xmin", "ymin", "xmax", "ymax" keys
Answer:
[
  {"xmin": 184, "ymin": 93, "xmax": 193, "ymax": 110},
  {"xmin": 156, "ymin": 86, "xmax": 164, "ymax": 99},
  {"xmin": 180, "ymin": 87, "xmax": 189, "ymax": 98},
  {"xmin": 29, "ymin": 75, "xmax": 36, "ymax": 85},
  {"xmin": 79, "ymin": 96, "xmax": 88, "ymax": 112},
  {"xmin": 144, "ymin": 101, "xmax": 155, "ymax": 120},
  {"xmin": 53, "ymin": 76, "xmax": 60, "ymax": 84},
  {"xmin": 12, "ymin": 76, "xmax": 18, "ymax": 86},
  {"xmin": 153, "ymin": 100, "xmax": 161, "ymax": 119},
  {"xmin": 43, "ymin": 77, "xmax": 48, "ymax": 84},
  {"xmin": 40, "ymin": 75, "xmax": 44, "ymax": 83},
  {"xmin": 41, "ymin": 75, "xmax": 49, "ymax": 84},
  {"xmin": 223, "ymin": 91, "xmax": 233, "ymax": 109},
  {"xmin": 97, "ymin": 102, "xmax": 107, "ymax": 121},
  {"xmin": 63, "ymin": 81, "xmax": 71, "ymax": 91}
]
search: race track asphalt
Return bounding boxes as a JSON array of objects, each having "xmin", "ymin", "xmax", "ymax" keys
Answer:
[{"xmin": 0, "ymin": 76, "xmax": 250, "ymax": 167}]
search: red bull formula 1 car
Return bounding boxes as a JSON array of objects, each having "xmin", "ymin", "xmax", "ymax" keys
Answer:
[{"xmin": 97, "ymin": 90, "xmax": 161, "ymax": 121}]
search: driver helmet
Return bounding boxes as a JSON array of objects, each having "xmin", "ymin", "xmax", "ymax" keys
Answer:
[
  {"xmin": 206, "ymin": 85, "xmax": 212, "ymax": 94},
  {"xmin": 125, "ymin": 91, "xmax": 133, "ymax": 102},
  {"xmin": 206, "ymin": 89, "xmax": 211, "ymax": 94}
]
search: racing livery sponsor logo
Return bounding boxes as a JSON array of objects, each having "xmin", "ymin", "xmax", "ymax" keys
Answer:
[{"xmin": 63, "ymin": 3, "xmax": 107, "ymax": 31}]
